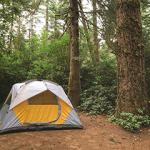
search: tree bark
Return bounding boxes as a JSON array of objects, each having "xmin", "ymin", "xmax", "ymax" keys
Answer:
[
  {"xmin": 9, "ymin": 1, "xmax": 14, "ymax": 49},
  {"xmin": 116, "ymin": 0, "xmax": 148, "ymax": 114},
  {"xmin": 68, "ymin": 0, "xmax": 81, "ymax": 106},
  {"xmin": 45, "ymin": 0, "xmax": 49, "ymax": 32},
  {"xmin": 92, "ymin": 0, "xmax": 100, "ymax": 63},
  {"xmin": 16, "ymin": 15, "xmax": 22, "ymax": 50}
]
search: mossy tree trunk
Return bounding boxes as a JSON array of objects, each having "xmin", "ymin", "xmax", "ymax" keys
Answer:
[
  {"xmin": 68, "ymin": 0, "xmax": 81, "ymax": 106},
  {"xmin": 116, "ymin": 0, "xmax": 148, "ymax": 114}
]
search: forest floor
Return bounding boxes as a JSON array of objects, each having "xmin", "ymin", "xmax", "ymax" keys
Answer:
[{"xmin": 0, "ymin": 112, "xmax": 150, "ymax": 150}]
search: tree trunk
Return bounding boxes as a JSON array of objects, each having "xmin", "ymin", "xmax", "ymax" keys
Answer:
[
  {"xmin": 29, "ymin": 14, "xmax": 34, "ymax": 39},
  {"xmin": 9, "ymin": 4, "xmax": 14, "ymax": 49},
  {"xmin": 45, "ymin": 0, "xmax": 49, "ymax": 32},
  {"xmin": 2, "ymin": 2, "xmax": 6, "ymax": 50},
  {"xmin": 92, "ymin": 0, "xmax": 100, "ymax": 63},
  {"xmin": 16, "ymin": 15, "xmax": 21, "ymax": 50},
  {"xmin": 68, "ymin": 0, "xmax": 81, "ymax": 106},
  {"xmin": 54, "ymin": 14, "xmax": 58, "ymax": 38},
  {"xmin": 116, "ymin": 0, "xmax": 148, "ymax": 114}
]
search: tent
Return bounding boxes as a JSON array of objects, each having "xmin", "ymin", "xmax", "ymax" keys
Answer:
[{"xmin": 0, "ymin": 80, "xmax": 82, "ymax": 133}]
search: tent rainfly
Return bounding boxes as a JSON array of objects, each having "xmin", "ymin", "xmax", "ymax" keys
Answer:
[{"xmin": 0, "ymin": 80, "xmax": 83, "ymax": 133}]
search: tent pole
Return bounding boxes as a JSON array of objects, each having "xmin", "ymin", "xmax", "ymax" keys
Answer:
[{"xmin": 4, "ymin": 89, "xmax": 12, "ymax": 105}]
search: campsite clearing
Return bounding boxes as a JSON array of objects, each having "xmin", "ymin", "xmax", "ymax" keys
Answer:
[{"xmin": 0, "ymin": 112, "xmax": 150, "ymax": 150}]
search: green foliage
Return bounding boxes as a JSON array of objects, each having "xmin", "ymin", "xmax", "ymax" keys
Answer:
[
  {"xmin": 142, "ymin": 3, "xmax": 150, "ymax": 99},
  {"xmin": 0, "ymin": 0, "xmax": 31, "ymax": 50},
  {"xmin": 0, "ymin": 33, "xmax": 70, "ymax": 103},
  {"xmin": 79, "ymin": 85, "xmax": 116, "ymax": 115},
  {"xmin": 110, "ymin": 111, "xmax": 150, "ymax": 132},
  {"xmin": 79, "ymin": 46, "xmax": 117, "ymax": 115},
  {"xmin": 28, "ymin": 33, "xmax": 70, "ymax": 89}
]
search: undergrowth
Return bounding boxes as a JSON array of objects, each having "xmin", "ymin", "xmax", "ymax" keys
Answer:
[{"xmin": 110, "ymin": 110, "xmax": 150, "ymax": 132}]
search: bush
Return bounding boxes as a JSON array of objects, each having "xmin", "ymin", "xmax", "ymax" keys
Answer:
[
  {"xmin": 79, "ymin": 47, "xmax": 117, "ymax": 115},
  {"xmin": 79, "ymin": 85, "xmax": 116, "ymax": 115},
  {"xmin": 110, "ymin": 111, "xmax": 150, "ymax": 132}
]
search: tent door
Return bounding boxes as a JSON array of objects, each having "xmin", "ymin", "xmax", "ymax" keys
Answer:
[{"xmin": 23, "ymin": 90, "xmax": 61, "ymax": 124}]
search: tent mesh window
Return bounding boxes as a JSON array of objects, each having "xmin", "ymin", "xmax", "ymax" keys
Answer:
[{"xmin": 28, "ymin": 91, "xmax": 58, "ymax": 105}]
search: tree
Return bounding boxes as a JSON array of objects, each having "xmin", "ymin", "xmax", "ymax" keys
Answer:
[
  {"xmin": 92, "ymin": 0, "xmax": 100, "ymax": 63},
  {"xmin": 115, "ymin": 0, "xmax": 148, "ymax": 114},
  {"xmin": 44, "ymin": 0, "xmax": 68, "ymax": 39},
  {"xmin": 28, "ymin": 14, "xmax": 35, "ymax": 39},
  {"xmin": 45, "ymin": 0, "xmax": 49, "ymax": 32},
  {"xmin": 97, "ymin": 0, "xmax": 116, "ymax": 52},
  {"xmin": 0, "ymin": 0, "xmax": 31, "ymax": 51},
  {"xmin": 78, "ymin": 0, "xmax": 95, "ymax": 64},
  {"xmin": 68, "ymin": 0, "xmax": 81, "ymax": 106}
]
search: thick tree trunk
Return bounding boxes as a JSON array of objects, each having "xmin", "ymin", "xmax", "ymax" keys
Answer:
[
  {"xmin": 116, "ymin": 0, "xmax": 148, "ymax": 114},
  {"xmin": 92, "ymin": 0, "xmax": 100, "ymax": 63},
  {"xmin": 68, "ymin": 0, "xmax": 81, "ymax": 106}
]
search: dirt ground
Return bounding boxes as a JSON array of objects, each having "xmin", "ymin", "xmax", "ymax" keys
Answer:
[{"xmin": 0, "ymin": 112, "xmax": 150, "ymax": 150}]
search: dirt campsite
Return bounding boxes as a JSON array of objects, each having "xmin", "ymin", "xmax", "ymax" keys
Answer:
[
  {"xmin": 1, "ymin": 0, "xmax": 150, "ymax": 149},
  {"xmin": 0, "ymin": 112, "xmax": 150, "ymax": 150}
]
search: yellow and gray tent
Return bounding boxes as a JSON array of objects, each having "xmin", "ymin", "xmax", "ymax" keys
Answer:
[{"xmin": 0, "ymin": 80, "xmax": 82, "ymax": 133}]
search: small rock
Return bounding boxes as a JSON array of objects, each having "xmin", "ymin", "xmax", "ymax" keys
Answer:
[{"xmin": 109, "ymin": 136, "xmax": 121, "ymax": 144}]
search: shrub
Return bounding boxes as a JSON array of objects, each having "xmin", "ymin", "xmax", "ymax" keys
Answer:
[
  {"xmin": 110, "ymin": 111, "xmax": 150, "ymax": 132},
  {"xmin": 79, "ymin": 46, "xmax": 117, "ymax": 115},
  {"xmin": 79, "ymin": 84, "xmax": 116, "ymax": 115}
]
